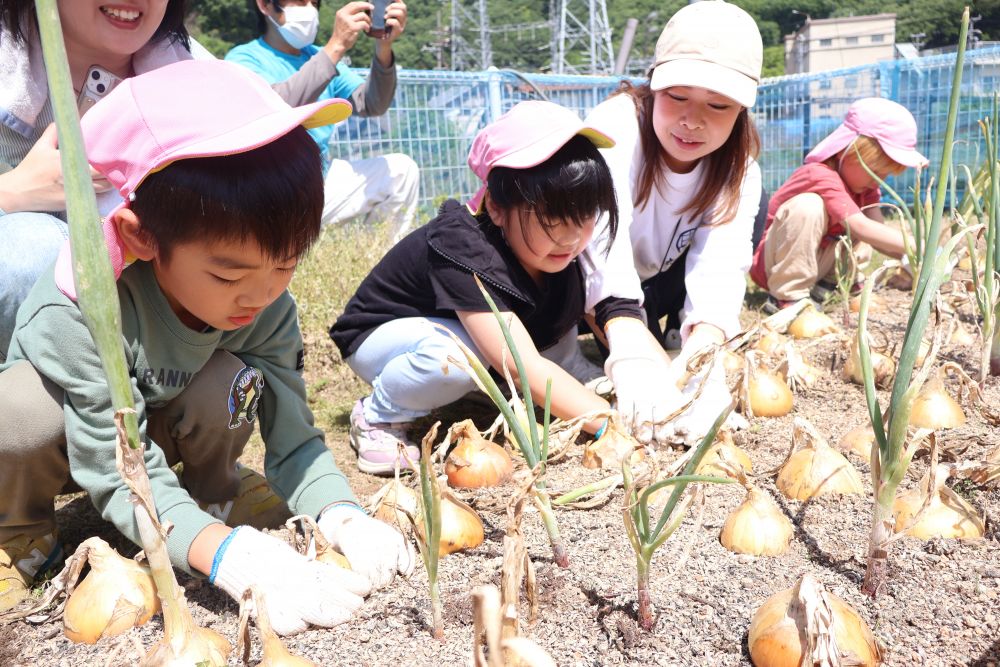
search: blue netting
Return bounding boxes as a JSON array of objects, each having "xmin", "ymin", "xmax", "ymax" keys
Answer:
[{"xmin": 327, "ymin": 46, "xmax": 1000, "ymax": 217}]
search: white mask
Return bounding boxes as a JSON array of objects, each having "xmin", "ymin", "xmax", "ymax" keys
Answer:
[{"xmin": 268, "ymin": 3, "xmax": 319, "ymax": 50}]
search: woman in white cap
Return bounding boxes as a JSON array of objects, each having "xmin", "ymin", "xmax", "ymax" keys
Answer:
[
  {"xmin": 750, "ymin": 97, "xmax": 928, "ymax": 312},
  {"xmin": 580, "ymin": 0, "xmax": 764, "ymax": 446}
]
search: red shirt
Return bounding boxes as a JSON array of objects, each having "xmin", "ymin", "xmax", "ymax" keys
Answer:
[{"xmin": 749, "ymin": 162, "xmax": 880, "ymax": 289}]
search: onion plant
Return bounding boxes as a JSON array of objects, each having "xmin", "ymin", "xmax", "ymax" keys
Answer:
[
  {"xmin": 35, "ymin": 1, "xmax": 227, "ymax": 662},
  {"xmin": 957, "ymin": 94, "xmax": 1000, "ymax": 379},
  {"xmin": 414, "ymin": 425, "xmax": 445, "ymax": 640},
  {"xmin": 622, "ymin": 404, "xmax": 735, "ymax": 630},
  {"xmin": 444, "ymin": 278, "xmax": 569, "ymax": 567},
  {"xmin": 855, "ymin": 8, "xmax": 977, "ymax": 598}
]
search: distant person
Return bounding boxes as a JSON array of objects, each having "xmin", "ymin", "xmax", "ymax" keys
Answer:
[
  {"xmin": 581, "ymin": 0, "xmax": 765, "ymax": 446},
  {"xmin": 330, "ymin": 101, "xmax": 618, "ymax": 475},
  {"xmin": 750, "ymin": 97, "xmax": 927, "ymax": 312},
  {"xmin": 227, "ymin": 0, "xmax": 419, "ymax": 241},
  {"xmin": 0, "ymin": 60, "xmax": 414, "ymax": 623}
]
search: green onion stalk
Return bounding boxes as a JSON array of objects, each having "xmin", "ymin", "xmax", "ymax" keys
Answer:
[
  {"xmin": 856, "ymin": 8, "xmax": 976, "ymax": 599},
  {"xmin": 35, "ymin": 1, "xmax": 227, "ymax": 662},
  {"xmin": 622, "ymin": 405, "xmax": 735, "ymax": 630},
  {"xmin": 445, "ymin": 277, "xmax": 567, "ymax": 567},
  {"xmin": 972, "ymin": 96, "xmax": 1000, "ymax": 378},
  {"xmin": 416, "ymin": 424, "xmax": 444, "ymax": 640}
]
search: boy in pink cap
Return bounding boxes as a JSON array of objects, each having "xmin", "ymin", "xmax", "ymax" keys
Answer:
[
  {"xmin": 750, "ymin": 97, "xmax": 928, "ymax": 311},
  {"xmin": 331, "ymin": 100, "xmax": 619, "ymax": 473},
  {"xmin": 0, "ymin": 60, "xmax": 414, "ymax": 630}
]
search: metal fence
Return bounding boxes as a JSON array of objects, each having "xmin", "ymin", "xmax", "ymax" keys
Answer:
[{"xmin": 328, "ymin": 45, "xmax": 1000, "ymax": 218}]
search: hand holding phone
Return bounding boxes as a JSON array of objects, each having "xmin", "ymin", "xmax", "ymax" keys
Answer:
[{"xmin": 368, "ymin": 0, "xmax": 391, "ymax": 39}]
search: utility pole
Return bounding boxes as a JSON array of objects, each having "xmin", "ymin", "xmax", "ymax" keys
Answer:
[
  {"xmin": 553, "ymin": 0, "xmax": 614, "ymax": 74},
  {"xmin": 967, "ymin": 14, "xmax": 983, "ymax": 51},
  {"xmin": 910, "ymin": 32, "xmax": 926, "ymax": 54},
  {"xmin": 450, "ymin": 0, "xmax": 492, "ymax": 70}
]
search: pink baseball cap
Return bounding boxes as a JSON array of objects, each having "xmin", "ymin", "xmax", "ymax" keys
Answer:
[
  {"xmin": 466, "ymin": 100, "xmax": 615, "ymax": 214},
  {"xmin": 55, "ymin": 59, "xmax": 352, "ymax": 299},
  {"xmin": 805, "ymin": 97, "xmax": 928, "ymax": 169}
]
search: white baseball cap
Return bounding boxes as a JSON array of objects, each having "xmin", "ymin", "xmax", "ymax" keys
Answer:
[{"xmin": 649, "ymin": 0, "xmax": 763, "ymax": 108}]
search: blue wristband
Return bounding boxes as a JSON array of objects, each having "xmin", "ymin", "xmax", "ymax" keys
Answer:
[
  {"xmin": 208, "ymin": 526, "xmax": 242, "ymax": 584},
  {"xmin": 322, "ymin": 500, "xmax": 367, "ymax": 517},
  {"xmin": 594, "ymin": 418, "xmax": 609, "ymax": 440}
]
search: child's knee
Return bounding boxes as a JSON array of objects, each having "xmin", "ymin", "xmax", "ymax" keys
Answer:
[
  {"xmin": 0, "ymin": 362, "xmax": 65, "ymax": 461},
  {"xmin": 776, "ymin": 193, "xmax": 827, "ymax": 229}
]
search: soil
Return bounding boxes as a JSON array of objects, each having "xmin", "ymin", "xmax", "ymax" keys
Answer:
[{"xmin": 3, "ymin": 281, "xmax": 1000, "ymax": 667}]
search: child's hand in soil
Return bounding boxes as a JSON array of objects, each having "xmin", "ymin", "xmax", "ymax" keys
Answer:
[{"xmin": 318, "ymin": 504, "xmax": 416, "ymax": 590}]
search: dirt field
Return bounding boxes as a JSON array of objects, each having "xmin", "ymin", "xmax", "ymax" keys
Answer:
[{"xmin": 2, "ymin": 258, "xmax": 999, "ymax": 666}]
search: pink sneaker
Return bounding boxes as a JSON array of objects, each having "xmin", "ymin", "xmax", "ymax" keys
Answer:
[{"xmin": 349, "ymin": 400, "xmax": 420, "ymax": 475}]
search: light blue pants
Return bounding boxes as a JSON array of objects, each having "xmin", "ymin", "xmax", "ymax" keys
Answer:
[
  {"xmin": 346, "ymin": 317, "xmax": 599, "ymax": 425},
  {"xmin": 0, "ymin": 213, "xmax": 68, "ymax": 362},
  {"xmin": 347, "ymin": 317, "xmax": 481, "ymax": 425}
]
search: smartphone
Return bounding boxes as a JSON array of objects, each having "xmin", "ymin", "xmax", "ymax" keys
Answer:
[
  {"xmin": 77, "ymin": 65, "xmax": 122, "ymax": 116},
  {"xmin": 368, "ymin": 0, "xmax": 391, "ymax": 39}
]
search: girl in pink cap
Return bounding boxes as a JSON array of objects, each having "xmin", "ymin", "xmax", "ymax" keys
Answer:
[
  {"xmin": 331, "ymin": 101, "xmax": 619, "ymax": 475},
  {"xmin": 580, "ymin": 0, "xmax": 765, "ymax": 447},
  {"xmin": 750, "ymin": 97, "xmax": 928, "ymax": 312}
]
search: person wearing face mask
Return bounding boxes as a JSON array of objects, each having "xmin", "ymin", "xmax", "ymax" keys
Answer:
[{"xmin": 227, "ymin": 0, "xmax": 419, "ymax": 242}]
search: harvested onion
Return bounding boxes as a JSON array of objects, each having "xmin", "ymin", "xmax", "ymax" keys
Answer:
[
  {"xmin": 844, "ymin": 333, "xmax": 895, "ymax": 388},
  {"xmin": 285, "ymin": 514, "xmax": 351, "ymax": 569},
  {"xmin": 696, "ymin": 431, "xmax": 753, "ymax": 478},
  {"xmin": 909, "ymin": 373, "xmax": 965, "ymax": 430},
  {"xmin": 949, "ymin": 323, "xmax": 975, "ymax": 346},
  {"xmin": 753, "ymin": 328, "xmax": 787, "ymax": 357},
  {"xmin": 582, "ymin": 416, "xmax": 645, "ymax": 470},
  {"xmin": 720, "ymin": 467, "xmax": 792, "ymax": 556},
  {"xmin": 787, "ymin": 306, "xmax": 838, "ymax": 339},
  {"xmin": 445, "ymin": 420, "xmax": 513, "ymax": 488},
  {"xmin": 837, "ymin": 424, "xmax": 876, "ymax": 461},
  {"xmin": 372, "ymin": 479, "xmax": 484, "ymax": 555},
  {"xmin": 849, "ymin": 291, "xmax": 886, "ymax": 314},
  {"xmin": 741, "ymin": 351, "xmax": 793, "ymax": 418},
  {"xmin": 777, "ymin": 343, "xmax": 822, "ymax": 393},
  {"xmin": 238, "ymin": 587, "xmax": 317, "ymax": 666},
  {"xmin": 59, "ymin": 537, "xmax": 159, "ymax": 644},
  {"xmin": 893, "ymin": 464, "xmax": 984, "ymax": 539},
  {"xmin": 776, "ymin": 418, "xmax": 863, "ymax": 501},
  {"xmin": 749, "ymin": 573, "xmax": 880, "ymax": 667}
]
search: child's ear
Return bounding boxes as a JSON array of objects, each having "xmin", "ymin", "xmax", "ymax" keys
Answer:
[
  {"xmin": 113, "ymin": 209, "xmax": 156, "ymax": 261},
  {"xmin": 483, "ymin": 193, "xmax": 504, "ymax": 228}
]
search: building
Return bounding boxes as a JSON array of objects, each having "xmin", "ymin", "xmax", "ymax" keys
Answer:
[{"xmin": 784, "ymin": 14, "xmax": 897, "ymax": 75}]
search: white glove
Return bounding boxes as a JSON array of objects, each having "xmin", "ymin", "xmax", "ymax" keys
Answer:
[
  {"xmin": 318, "ymin": 504, "xmax": 416, "ymax": 590},
  {"xmin": 212, "ymin": 526, "xmax": 371, "ymax": 636},
  {"xmin": 604, "ymin": 318, "xmax": 686, "ymax": 445},
  {"xmin": 665, "ymin": 361, "xmax": 741, "ymax": 446}
]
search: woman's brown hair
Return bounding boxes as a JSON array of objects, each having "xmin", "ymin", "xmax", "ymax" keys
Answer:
[{"xmin": 614, "ymin": 81, "xmax": 760, "ymax": 225}]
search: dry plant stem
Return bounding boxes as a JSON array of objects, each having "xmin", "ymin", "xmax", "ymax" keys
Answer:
[
  {"xmin": 416, "ymin": 424, "xmax": 445, "ymax": 641},
  {"xmin": 858, "ymin": 8, "xmax": 972, "ymax": 599},
  {"xmin": 501, "ymin": 470, "xmax": 541, "ymax": 639}
]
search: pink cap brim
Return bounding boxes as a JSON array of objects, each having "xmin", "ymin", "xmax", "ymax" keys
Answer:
[
  {"xmin": 54, "ymin": 202, "xmax": 130, "ymax": 301},
  {"xmin": 806, "ymin": 122, "xmax": 928, "ymax": 169}
]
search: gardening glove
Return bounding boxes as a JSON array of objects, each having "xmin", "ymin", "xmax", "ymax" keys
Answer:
[
  {"xmin": 211, "ymin": 526, "xmax": 370, "ymax": 636},
  {"xmin": 604, "ymin": 317, "xmax": 686, "ymax": 445},
  {"xmin": 318, "ymin": 504, "xmax": 416, "ymax": 590},
  {"xmin": 664, "ymin": 361, "xmax": 743, "ymax": 447}
]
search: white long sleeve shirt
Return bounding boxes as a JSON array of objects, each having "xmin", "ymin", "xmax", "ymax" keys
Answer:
[{"xmin": 580, "ymin": 94, "xmax": 761, "ymax": 342}]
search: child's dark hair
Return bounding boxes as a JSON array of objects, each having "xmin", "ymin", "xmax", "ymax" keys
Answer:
[
  {"xmin": 482, "ymin": 134, "xmax": 619, "ymax": 249},
  {"xmin": 130, "ymin": 126, "xmax": 323, "ymax": 263}
]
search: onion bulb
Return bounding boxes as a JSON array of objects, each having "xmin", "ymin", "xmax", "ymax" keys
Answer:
[
  {"xmin": 720, "ymin": 348, "xmax": 744, "ymax": 372},
  {"xmin": 504, "ymin": 403, "xmax": 543, "ymax": 454},
  {"xmin": 741, "ymin": 351, "xmax": 793, "ymax": 418},
  {"xmin": 696, "ymin": 431, "xmax": 753, "ymax": 478},
  {"xmin": 748, "ymin": 573, "xmax": 881, "ymax": 667},
  {"xmin": 238, "ymin": 587, "xmax": 317, "ymax": 666},
  {"xmin": 949, "ymin": 323, "xmax": 975, "ymax": 346},
  {"xmin": 844, "ymin": 333, "xmax": 895, "ymax": 388},
  {"xmin": 720, "ymin": 468, "xmax": 792, "ymax": 556},
  {"xmin": 445, "ymin": 420, "xmax": 513, "ymax": 488},
  {"xmin": 372, "ymin": 479, "xmax": 484, "ymax": 555},
  {"xmin": 893, "ymin": 465, "xmax": 984, "ymax": 539},
  {"xmin": 776, "ymin": 418, "xmax": 863, "ymax": 501},
  {"xmin": 582, "ymin": 416, "xmax": 645, "ymax": 470},
  {"xmin": 909, "ymin": 374, "xmax": 965, "ymax": 430},
  {"xmin": 849, "ymin": 291, "xmax": 886, "ymax": 314},
  {"xmin": 61, "ymin": 537, "xmax": 159, "ymax": 644},
  {"xmin": 753, "ymin": 328, "xmax": 787, "ymax": 357},
  {"xmin": 143, "ymin": 626, "xmax": 231, "ymax": 666},
  {"xmin": 787, "ymin": 306, "xmax": 838, "ymax": 339},
  {"xmin": 837, "ymin": 424, "xmax": 876, "ymax": 461}
]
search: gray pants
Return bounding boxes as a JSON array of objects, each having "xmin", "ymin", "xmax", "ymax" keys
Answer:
[{"xmin": 0, "ymin": 351, "xmax": 256, "ymax": 542}]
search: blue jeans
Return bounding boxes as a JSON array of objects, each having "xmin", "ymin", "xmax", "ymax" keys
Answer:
[
  {"xmin": 346, "ymin": 317, "xmax": 481, "ymax": 424},
  {"xmin": 0, "ymin": 213, "xmax": 68, "ymax": 362}
]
